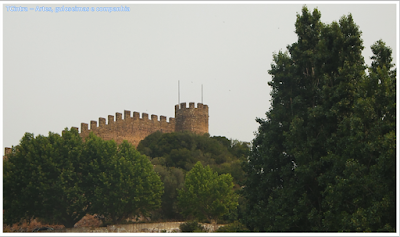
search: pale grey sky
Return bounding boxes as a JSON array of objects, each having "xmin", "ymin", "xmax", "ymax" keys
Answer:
[{"xmin": 1, "ymin": 2, "xmax": 398, "ymax": 150}]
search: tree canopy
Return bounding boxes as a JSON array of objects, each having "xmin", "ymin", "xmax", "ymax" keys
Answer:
[
  {"xmin": 137, "ymin": 131, "xmax": 248, "ymax": 183},
  {"xmin": 177, "ymin": 161, "xmax": 238, "ymax": 224},
  {"xmin": 242, "ymin": 6, "xmax": 396, "ymax": 232},
  {"xmin": 82, "ymin": 133, "xmax": 164, "ymax": 223},
  {"xmin": 137, "ymin": 131, "xmax": 248, "ymax": 219},
  {"xmin": 3, "ymin": 129, "xmax": 88, "ymax": 228},
  {"xmin": 3, "ymin": 129, "xmax": 163, "ymax": 227}
]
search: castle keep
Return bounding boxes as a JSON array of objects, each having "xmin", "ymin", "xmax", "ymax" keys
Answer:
[{"xmin": 74, "ymin": 102, "xmax": 208, "ymax": 147}]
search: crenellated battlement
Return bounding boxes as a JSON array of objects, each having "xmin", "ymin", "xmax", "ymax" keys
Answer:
[
  {"xmin": 175, "ymin": 102, "xmax": 209, "ymax": 134},
  {"xmin": 80, "ymin": 111, "xmax": 175, "ymax": 132},
  {"xmin": 3, "ymin": 102, "xmax": 209, "ymax": 155},
  {"xmin": 74, "ymin": 102, "xmax": 207, "ymax": 148},
  {"xmin": 175, "ymin": 102, "xmax": 209, "ymax": 111},
  {"xmin": 77, "ymin": 109, "xmax": 177, "ymax": 147}
]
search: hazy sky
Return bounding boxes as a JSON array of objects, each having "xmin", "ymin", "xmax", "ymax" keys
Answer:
[{"xmin": 1, "ymin": 2, "xmax": 398, "ymax": 150}]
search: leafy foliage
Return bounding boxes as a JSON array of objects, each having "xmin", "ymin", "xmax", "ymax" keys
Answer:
[
  {"xmin": 152, "ymin": 165, "xmax": 185, "ymax": 219},
  {"xmin": 138, "ymin": 131, "xmax": 248, "ymax": 184},
  {"xmin": 82, "ymin": 133, "xmax": 164, "ymax": 223},
  {"xmin": 137, "ymin": 131, "xmax": 248, "ymax": 220},
  {"xmin": 242, "ymin": 6, "xmax": 396, "ymax": 232},
  {"xmin": 3, "ymin": 129, "xmax": 163, "ymax": 227},
  {"xmin": 179, "ymin": 221, "xmax": 206, "ymax": 232},
  {"xmin": 3, "ymin": 129, "xmax": 88, "ymax": 228},
  {"xmin": 177, "ymin": 162, "xmax": 238, "ymax": 224}
]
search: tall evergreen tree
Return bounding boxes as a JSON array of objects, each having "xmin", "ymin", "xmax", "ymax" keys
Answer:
[
  {"xmin": 320, "ymin": 40, "xmax": 396, "ymax": 231},
  {"xmin": 242, "ymin": 6, "xmax": 396, "ymax": 232}
]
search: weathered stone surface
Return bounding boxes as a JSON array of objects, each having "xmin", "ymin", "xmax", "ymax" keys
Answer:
[
  {"xmin": 3, "ymin": 102, "xmax": 209, "ymax": 156},
  {"xmin": 78, "ymin": 102, "xmax": 208, "ymax": 147}
]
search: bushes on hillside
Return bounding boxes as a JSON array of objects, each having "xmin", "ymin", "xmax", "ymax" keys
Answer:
[{"xmin": 179, "ymin": 221, "xmax": 206, "ymax": 232}]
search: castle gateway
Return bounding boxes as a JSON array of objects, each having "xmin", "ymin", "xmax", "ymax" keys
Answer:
[{"xmin": 75, "ymin": 102, "xmax": 209, "ymax": 147}]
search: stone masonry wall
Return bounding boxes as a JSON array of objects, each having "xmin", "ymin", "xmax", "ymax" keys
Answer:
[
  {"xmin": 175, "ymin": 102, "xmax": 209, "ymax": 134},
  {"xmin": 77, "ymin": 111, "xmax": 176, "ymax": 148},
  {"xmin": 3, "ymin": 103, "xmax": 209, "ymax": 154},
  {"xmin": 75, "ymin": 102, "xmax": 208, "ymax": 148}
]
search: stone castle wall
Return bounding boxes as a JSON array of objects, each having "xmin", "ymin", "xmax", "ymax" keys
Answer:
[
  {"xmin": 75, "ymin": 102, "xmax": 208, "ymax": 147},
  {"xmin": 175, "ymin": 102, "xmax": 209, "ymax": 134},
  {"xmin": 3, "ymin": 102, "xmax": 209, "ymax": 156},
  {"xmin": 76, "ymin": 111, "xmax": 176, "ymax": 148}
]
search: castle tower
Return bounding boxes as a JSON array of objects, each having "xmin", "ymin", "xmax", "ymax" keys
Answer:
[
  {"xmin": 3, "ymin": 103, "xmax": 210, "ymax": 152},
  {"xmin": 175, "ymin": 102, "xmax": 209, "ymax": 135}
]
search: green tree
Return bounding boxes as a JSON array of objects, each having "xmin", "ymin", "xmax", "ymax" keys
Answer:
[
  {"xmin": 153, "ymin": 165, "xmax": 185, "ymax": 219},
  {"xmin": 177, "ymin": 161, "xmax": 238, "ymax": 225},
  {"xmin": 82, "ymin": 133, "xmax": 164, "ymax": 223},
  {"xmin": 3, "ymin": 129, "xmax": 164, "ymax": 227},
  {"xmin": 320, "ymin": 40, "xmax": 396, "ymax": 231},
  {"xmin": 3, "ymin": 128, "xmax": 88, "ymax": 228},
  {"xmin": 137, "ymin": 131, "xmax": 248, "ymax": 220},
  {"xmin": 137, "ymin": 131, "xmax": 248, "ymax": 184},
  {"xmin": 242, "ymin": 6, "xmax": 395, "ymax": 232}
]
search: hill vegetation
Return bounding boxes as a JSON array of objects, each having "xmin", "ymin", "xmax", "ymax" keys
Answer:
[{"xmin": 136, "ymin": 131, "xmax": 248, "ymax": 220}]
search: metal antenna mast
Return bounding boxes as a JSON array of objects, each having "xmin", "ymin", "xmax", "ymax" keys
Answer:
[{"xmin": 201, "ymin": 84, "xmax": 203, "ymax": 103}]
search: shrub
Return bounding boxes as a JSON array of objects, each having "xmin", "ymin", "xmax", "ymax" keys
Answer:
[{"xmin": 179, "ymin": 221, "xmax": 205, "ymax": 232}]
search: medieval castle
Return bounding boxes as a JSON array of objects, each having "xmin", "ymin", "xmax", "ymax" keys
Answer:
[
  {"xmin": 76, "ymin": 102, "xmax": 209, "ymax": 147},
  {"xmin": 4, "ymin": 102, "xmax": 208, "ymax": 156}
]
